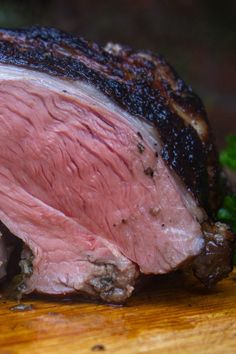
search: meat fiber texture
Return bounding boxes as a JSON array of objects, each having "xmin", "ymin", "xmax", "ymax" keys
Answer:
[{"xmin": 0, "ymin": 27, "xmax": 234, "ymax": 303}]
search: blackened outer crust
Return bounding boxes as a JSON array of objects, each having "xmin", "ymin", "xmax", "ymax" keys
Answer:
[
  {"xmin": 192, "ymin": 222, "xmax": 235, "ymax": 286},
  {"xmin": 0, "ymin": 26, "xmax": 220, "ymax": 215}
]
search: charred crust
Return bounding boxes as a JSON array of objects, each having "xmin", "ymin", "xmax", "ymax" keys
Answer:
[
  {"xmin": 0, "ymin": 26, "xmax": 220, "ymax": 214},
  {"xmin": 193, "ymin": 222, "xmax": 235, "ymax": 287},
  {"xmin": 87, "ymin": 263, "xmax": 138, "ymax": 303},
  {"xmin": 160, "ymin": 120, "xmax": 209, "ymax": 210}
]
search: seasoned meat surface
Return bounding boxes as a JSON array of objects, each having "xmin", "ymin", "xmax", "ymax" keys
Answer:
[
  {"xmin": 0, "ymin": 26, "xmax": 234, "ymax": 302},
  {"xmin": 0, "ymin": 70, "xmax": 203, "ymax": 299},
  {"xmin": 193, "ymin": 222, "xmax": 234, "ymax": 286},
  {"xmin": 0, "ymin": 26, "xmax": 220, "ymax": 215}
]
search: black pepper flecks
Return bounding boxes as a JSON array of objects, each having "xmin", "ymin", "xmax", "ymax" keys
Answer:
[
  {"xmin": 0, "ymin": 26, "xmax": 218, "ymax": 214},
  {"xmin": 137, "ymin": 142, "xmax": 145, "ymax": 153},
  {"xmin": 137, "ymin": 131, "xmax": 143, "ymax": 140},
  {"xmin": 144, "ymin": 167, "xmax": 154, "ymax": 177},
  {"xmin": 149, "ymin": 207, "xmax": 160, "ymax": 217}
]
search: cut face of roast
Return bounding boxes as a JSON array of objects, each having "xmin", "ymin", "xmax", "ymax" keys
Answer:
[
  {"xmin": 0, "ymin": 26, "xmax": 234, "ymax": 303},
  {"xmin": 0, "ymin": 65, "xmax": 204, "ymax": 300}
]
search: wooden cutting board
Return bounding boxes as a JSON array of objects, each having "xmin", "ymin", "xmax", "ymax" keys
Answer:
[{"xmin": 0, "ymin": 269, "xmax": 235, "ymax": 354}]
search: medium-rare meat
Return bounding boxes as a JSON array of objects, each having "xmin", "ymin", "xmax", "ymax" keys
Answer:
[{"xmin": 0, "ymin": 27, "xmax": 234, "ymax": 302}]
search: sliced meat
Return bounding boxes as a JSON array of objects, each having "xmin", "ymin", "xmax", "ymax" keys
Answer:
[
  {"xmin": 0, "ymin": 68, "xmax": 203, "ymax": 298},
  {"xmin": 0, "ymin": 26, "xmax": 218, "ymax": 215},
  {"xmin": 0, "ymin": 26, "xmax": 234, "ymax": 302}
]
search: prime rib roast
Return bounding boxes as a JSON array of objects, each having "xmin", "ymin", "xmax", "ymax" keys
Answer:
[{"xmin": 0, "ymin": 27, "xmax": 234, "ymax": 302}]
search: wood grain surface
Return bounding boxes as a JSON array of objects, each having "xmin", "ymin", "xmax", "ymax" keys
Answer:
[{"xmin": 0, "ymin": 269, "xmax": 235, "ymax": 354}]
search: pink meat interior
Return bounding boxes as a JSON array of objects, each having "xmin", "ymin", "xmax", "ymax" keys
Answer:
[{"xmin": 0, "ymin": 79, "xmax": 203, "ymax": 294}]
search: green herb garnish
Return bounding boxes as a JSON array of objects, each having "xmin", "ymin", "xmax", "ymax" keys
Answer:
[
  {"xmin": 219, "ymin": 135, "xmax": 236, "ymax": 170},
  {"xmin": 217, "ymin": 195, "xmax": 236, "ymax": 233},
  {"xmin": 218, "ymin": 135, "xmax": 236, "ymax": 265}
]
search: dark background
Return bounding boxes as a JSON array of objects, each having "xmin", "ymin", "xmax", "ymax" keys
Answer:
[{"xmin": 0, "ymin": 0, "xmax": 235, "ymax": 147}]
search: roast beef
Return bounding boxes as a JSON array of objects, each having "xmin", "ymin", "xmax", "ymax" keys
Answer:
[{"xmin": 0, "ymin": 27, "xmax": 234, "ymax": 302}]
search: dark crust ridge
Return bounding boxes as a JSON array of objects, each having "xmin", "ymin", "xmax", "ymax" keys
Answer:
[
  {"xmin": 85, "ymin": 263, "xmax": 138, "ymax": 303},
  {"xmin": 192, "ymin": 222, "xmax": 235, "ymax": 287},
  {"xmin": 0, "ymin": 26, "xmax": 220, "ymax": 215}
]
